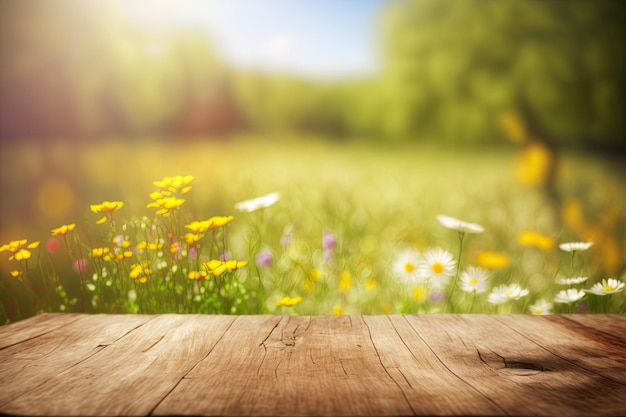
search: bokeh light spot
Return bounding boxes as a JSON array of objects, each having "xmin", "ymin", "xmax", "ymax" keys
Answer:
[{"xmin": 36, "ymin": 178, "xmax": 75, "ymax": 220}]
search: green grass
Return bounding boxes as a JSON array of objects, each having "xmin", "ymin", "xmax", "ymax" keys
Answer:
[{"xmin": 1, "ymin": 136, "xmax": 625, "ymax": 322}]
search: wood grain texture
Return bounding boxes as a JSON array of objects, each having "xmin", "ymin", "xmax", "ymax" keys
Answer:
[{"xmin": 0, "ymin": 313, "xmax": 625, "ymax": 416}]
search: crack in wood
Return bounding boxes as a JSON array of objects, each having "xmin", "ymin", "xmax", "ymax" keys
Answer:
[
  {"xmin": 0, "ymin": 314, "xmax": 83, "ymax": 351},
  {"xmin": 402, "ymin": 316, "xmax": 510, "ymax": 416},
  {"xmin": 146, "ymin": 316, "xmax": 238, "ymax": 416},
  {"xmin": 363, "ymin": 316, "xmax": 416, "ymax": 416},
  {"xmin": 142, "ymin": 335, "xmax": 165, "ymax": 353},
  {"xmin": 257, "ymin": 316, "xmax": 284, "ymax": 376},
  {"xmin": 339, "ymin": 359, "xmax": 348, "ymax": 376},
  {"xmin": 492, "ymin": 315, "xmax": 626, "ymax": 387},
  {"xmin": 3, "ymin": 314, "xmax": 626, "ymax": 416},
  {"xmin": 1, "ymin": 343, "xmax": 110, "ymax": 408},
  {"xmin": 477, "ymin": 346, "xmax": 545, "ymax": 376}
]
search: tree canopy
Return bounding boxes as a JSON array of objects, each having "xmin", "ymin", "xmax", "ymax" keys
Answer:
[{"xmin": 1, "ymin": 0, "xmax": 624, "ymax": 148}]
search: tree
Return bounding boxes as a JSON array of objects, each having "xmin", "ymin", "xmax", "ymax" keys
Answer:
[{"xmin": 379, "ymin": 0, "xmax": 625, "ymax": 147}]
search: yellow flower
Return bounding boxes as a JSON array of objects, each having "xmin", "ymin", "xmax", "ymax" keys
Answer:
[
  {"xmin": 499, "ymin": 110, "xmax": 527, "ymax": 144},
  {"xmin": 184, "ymin": 232, "xmax": 204, "ymax": 245},
  {"xmin": 153, "ymin": 175, "xmax": 194, "ymax": 192},
  {"xmin": 112, "ymin": 250, "xmax": 133, "ymax": 261},
  {"xmin": 149, "ymin": 190, "xmax": 172, "ymax": 200},
  {"xmin": 201, "ymin": 259, "xmax": 247, "ymax": 276},
  {"xmin": 519, "ymin": 231, "xmax": 555, "ymax": 251},
  {"xmin": 90, "ymin": 201, "xmax": 123, "ymax": 224},
  {"xmin": 146, "ymin": 196, "xmax": 186, "ymax": 217},
  {"xmin": 333, "ymin": 305, "xmax": 344, "ymax": 315},
  {"xmin": 1, "ymin": 239, "xmax": 40, "ymax": 261},
  {"xmin": 0, "ymin": 239, "xmax": 26, "ymax": 252},
  {"xmin": 136, "ymin": 241, "xmax": 162, "ymax": 251},
  {"xmin": 209, "ymin": 215, "xmax": 234, "ymax": 228},
  {"xmin": 413, "ymin": 286, "xmax": 426, "ymax": 302},
  {"xmin": 303, "ymin": 280, "xmax": 316, "ymax": 293},
  {"xmin": 90, "ymin": 201, "xmax": 123, "ymax": 214},
  {"xmin": 9, "ymin": 270, "xmax": 23, "ymax": 278},
  {"xmin": 91, "ymin": 247, "xmax": 111, "ymax": 261},
  {"xmin": 515, "ymin": 143, "xmax": 553, "ymax": 187},
  {"xmin": 309, "ymin": 269, "xmax": 322, "ymax": 281},
  {"xmin": 129, "ymin": 262, "xmax": 152, "ymax": 283},
  {"xmin": 12, "ymin": 249, "xmax": 31, "ymax": 261},
  {"xmin": 112, "ymin": 238, "xmax": 131, "ymax": 248},
  {"xmin": 51, "ymin": 223, "xmax": 76, "ymax": 236},
  {"xmin": 185, "ymin": 220, "xmax": 211, "ymax": 233},
  {"xmin": 185, "ymin": 216, "xmax": 234, "ymax": 233},
  {"xmin": 276, "ymin": 296, "xmax": 303, "ymax": 307},
  {"xmin": 476, "ymin": 251, "xmax": 510, "ymax": 269},
  {"xmin": 188, "ymin": 270, "xmax": 208, "ymax": 280},
  {"xmin": 561, "ymin": 198, "xmax": 587, "ymax": 234},
  {"xmin": 339, "ymin": 271, "xmax": 352, "ymax": 292},
  {"xmin": 365, "ymin": 278, "xmax": 377, "ymax": 291}
]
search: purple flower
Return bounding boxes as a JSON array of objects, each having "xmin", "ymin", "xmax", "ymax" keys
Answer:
[
  {"xmin": 255, "ymin": 250, "xmax": 274, "ymax": 268},
  {"xmin": 429, "ymin": 289, "xmax": 445, "ymax": 304},
  {"xmin": 322, "ymin": 232, "xmax": 337, "ymax": 250},
  {"xmin": 188, "ymin": 247, "xmax": 198, "ymax": 260}
]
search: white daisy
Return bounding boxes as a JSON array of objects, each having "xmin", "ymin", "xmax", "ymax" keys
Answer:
[
  {"xmin": 529, "ymin": 299, "xmax": 553, "ymax": 315},
  {"xmin": 391, "ymin": 248, "xmax": 423, "ymax": 283},
  {"xmin": 487, "ymin": 284, "xmax": 529, "ymax": 304},
  {"xmin": 458, "ymin": 266, "xmax": 489, "ymax": 294},
  {"xmin": 418, "ymin": 248, "xmax": 456, "ymax": 288},
  {"xmin": 558, "ymin": 241, "xmax": 594, "ymax": 252},
  {"xmin": 235, "ymin": 192, "xmax": 280, "ymax": 212},
  {"xmin": 553, "ymin": 289, "xmax": 586, "ymax": 304},
  {"xmin": 585, "ymin": 278, "xmax": 625, "ymax": 295},
  {"xmin": 555, "ymin": 276, "xmax": 589, "ymax": 285},
  {"xmin": 436, "ymin": 214, "xmax": 484, "ymax": 234}
]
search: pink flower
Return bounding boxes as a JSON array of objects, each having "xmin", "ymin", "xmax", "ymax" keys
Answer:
[
  {"xmin": 255, "ymin": 250, "xmax": 273, "ymax": 268},
  {"xmin": 46, "ymin": 238, "xmax": 61, "ymax": 253},
  {"xmin": 113, "ymin": 235, "xmax": 124, "ymax": 245},
  {"xmin": 72, "ymin": 258, "xmax": 89, "ymax": 273},
  {"xmin": 322, "ymin": 232, "xmax": 337, "ymax": 250}
]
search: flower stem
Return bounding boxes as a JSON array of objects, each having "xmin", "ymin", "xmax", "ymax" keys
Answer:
[{"xmin": 447, "ymin": 232, "xmax": 465, "ymax": 313}]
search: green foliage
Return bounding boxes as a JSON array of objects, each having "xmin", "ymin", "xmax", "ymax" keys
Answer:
[
  {"xmin": 0, "ymin": 0, "xmax": 623, "ymax": 147},
  {"xmin": 1, "ymin": 140, "xmax": 625, "ymax": 322},
  {"xmin": 379, "ymin": 0, "xmax": 625, "ymax": 145}
]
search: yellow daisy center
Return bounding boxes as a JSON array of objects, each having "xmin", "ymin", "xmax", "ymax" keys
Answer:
[
  {"xmin": 404, "ymin": 262, "xmax": 414, "ymax": 273},
  {"xmin": 432, "ymin": 262, "xmax": 443, "ymax": 274},
  {"xmin": 603, "ymin": 285, "xmax": 615, "ymax": 292},
  {"xmin": 469, "ymin": 279, "xmax": 478, "ymax": 285},
  {"xmin": 506, "ymin": 291, "xmax": 513, "ymax": 297}
]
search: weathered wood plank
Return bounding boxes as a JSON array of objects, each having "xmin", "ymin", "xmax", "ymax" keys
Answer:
[
  {"xmin": 0, "ymin": 314, "xmax": 625, "ymax": 416},
  {"xmin": 404, "ymin": 314, "xmax": 626, "ymax": 417},
  {"xmin": 0, "ymin": 314, "xmax": 236, "ymax": 416},
  {"xmin": 0, "ymin": 313, "xmax": 82, "ymax": 349},
  {"xmin": 0, "ymin": 313, "xmax": 154, "ymax": 409},
  {"xmin": 364, "ymin": 315, "xmax": 504, "ymax": 416},
  {"xmin": 494, "ymin": 314, "xmax": 626, "ymax": 384},
  {"xmin": 154, "ymin": 315, "xmax": 417, "ymax": 416}
]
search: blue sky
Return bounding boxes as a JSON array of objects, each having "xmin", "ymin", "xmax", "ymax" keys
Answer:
[{"xmin": 121, "ymin": 0, "xmax": 386, "ymax": 79}]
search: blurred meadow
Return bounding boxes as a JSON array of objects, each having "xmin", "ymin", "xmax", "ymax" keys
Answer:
[{"xmin": 1, "ymin": 0, "xmax": 625, "ymax": 323}]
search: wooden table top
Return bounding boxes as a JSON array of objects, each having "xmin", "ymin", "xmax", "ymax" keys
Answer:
[{"xmin": 0, "ymin": 313, "xmax": 625, "ymax": 416}]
